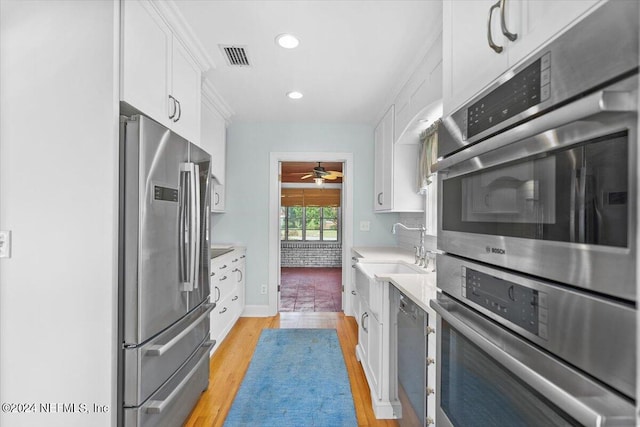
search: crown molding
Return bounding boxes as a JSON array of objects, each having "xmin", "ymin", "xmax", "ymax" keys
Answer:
[
  {"xmin": 202, "ymin": 78, "xmax": 234, "ymax": 124},
  {"xmin": 150, "ymin": 0, "xmax": 216, "ymax": 72}
]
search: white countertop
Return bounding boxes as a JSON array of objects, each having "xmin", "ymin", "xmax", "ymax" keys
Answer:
[
  {"xmin": 353, "ymin": 246, "xmax": 437, "ymax": 313},
  {"xmin": 385, "ymin": 273, "xmax": 437, "ymax": 313}
]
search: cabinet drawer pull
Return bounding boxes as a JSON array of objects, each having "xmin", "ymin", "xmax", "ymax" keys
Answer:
[
  {"xmin": 219, "ymin": 275, "xmax": 228, "ymax": 281},
  {"xmin": 351, "ymin": 290, "xmax": 357, "ymax": 295},
  {"xmin": 232, "ymin": 295, "xmax": 238, "ymax": 301},
  {"xmin": 219, "ymin": 307, "xmax": 227, "ymax": 314},
  {"xmin": 219, "ymin": 264, "xmax": 227, "ymax": 270},
  {"xmin": 500, "ymin": 0, "xmax": 517, "ymax": 41},
  {"xmin": 487, "ymin": 1, "xmax": 504, "ymax": 53}
]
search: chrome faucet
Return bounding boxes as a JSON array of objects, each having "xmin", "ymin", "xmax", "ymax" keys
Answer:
[{"xmin": 391, "ymin": 223, "xmax": 426, "ymax": 267}]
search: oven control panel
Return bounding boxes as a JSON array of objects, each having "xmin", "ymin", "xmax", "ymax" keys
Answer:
[
  {"xmin": 465, "ymin": 52, "xmax": 551, "ymax": 139},
  {"xmin": 462, "ymin": 267, "xmax": 548, "ymax": 339}
]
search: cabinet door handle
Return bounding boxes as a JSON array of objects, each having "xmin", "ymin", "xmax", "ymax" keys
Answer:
[
  {"xmin": 214, "ymin": 286, "xmax": 221, "ymax": 303},
  {"xmin": 215, "ymin": 192, "xmax": 220, "ymax": 205},
  {"xmin": 426, "ymin": 326, "xmax": 436, "ymax": 335},
  {"xmin": 168, "ymin": 95, "xmax": 177, "ymax": 119},
  {"xmin": 174, "ymin": 98, "xmax": 182, "ymax": 122},
  {"xmin": 362, "ymin": 312, "xmax": 369, "ymax": 332},
  {"xmin": 487, "ymin": 1, "xmax": 504, "ymax": 53},
  {"xmin": 351, "ymin": 290, "xmax": 357, "ymax": 295},
  {"xmin": 377, "ymin": 192, "xmax": 383, "ymax": 205},
  {"xmin": 500, "ymin": 0, "xmax": 518, "ymax": 41}
]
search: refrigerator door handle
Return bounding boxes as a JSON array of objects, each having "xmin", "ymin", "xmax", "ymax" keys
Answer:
[
  {"xmin": 146, "ymin": 303, "xmax": 215, "ymax": 356},
  {"xmin": 192, "ymin": 163, "xmax": 201, "ymax": 289},
  {"xmin": 178, "ymin": 165, "xmax": 190, "ymax": 288},
  {"xmin": 180, "ymin": 162, "xmax": 197, "ymax": 292},
  {"xmin": 146, "ymin": 339, "xmax": 215, "ymax": 414}
]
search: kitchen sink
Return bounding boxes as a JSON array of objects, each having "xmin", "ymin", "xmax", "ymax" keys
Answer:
[
  {"xmin": 354, "ymin": 261, "xmax": 425, "ymax": 320},
  {"xmin": 356, "ymin": 262, "xmax": 424, "ymax": 277}
]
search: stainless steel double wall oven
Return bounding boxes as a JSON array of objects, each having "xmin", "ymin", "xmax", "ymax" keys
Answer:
[{"xmin": 433, "ymin": 2, "xmax": 638, "ymax": 425}]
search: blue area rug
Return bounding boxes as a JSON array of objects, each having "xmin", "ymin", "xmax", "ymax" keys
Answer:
[{"xmin": 223, "ymin": 329, "xmax": 358, "ymax": 427}]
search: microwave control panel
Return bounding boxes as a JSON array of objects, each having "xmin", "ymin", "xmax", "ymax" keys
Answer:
[
  {"xmin": 461, "ymin": 267, "xmax": 548, "ymax": 339},
  {"xmin": 465, "ymin": 52, "xmax": 551, "ymax": 139}
]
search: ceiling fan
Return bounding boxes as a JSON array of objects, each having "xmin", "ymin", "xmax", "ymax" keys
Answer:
[{"xmin": 299, "ymin": 162, "xmax": 343, "ymax": 181}]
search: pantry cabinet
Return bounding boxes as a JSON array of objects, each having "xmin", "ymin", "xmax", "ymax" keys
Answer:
[
  {"xmin": 121, "ymin": 0, "xmax": 202, "ymax": 143},
  {"xmin": 443, "ymin": 0, "xmax": 602, "ymax": 115}
]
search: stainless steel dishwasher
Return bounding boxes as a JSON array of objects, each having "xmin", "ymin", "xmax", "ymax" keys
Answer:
[{"xmin": 394, "ymin": 286, "xmax": 427, "ymax": 427}]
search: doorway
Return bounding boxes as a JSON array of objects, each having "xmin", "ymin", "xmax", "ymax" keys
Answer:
[
  {"xmin": 279, "ymin": 161, "xmax": 343, "ymax": 312},
  {"xmin": 268, "ymin": 152, "xmax": 354, "ymax": 317}
]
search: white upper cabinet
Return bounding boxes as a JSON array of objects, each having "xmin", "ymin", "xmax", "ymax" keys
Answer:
[
  {"xmin": 121, "ymin": 0, "xmax": 171, "ymax": 125},
  {"xmin": 200, "ymin": 80, "xmax": 230, "ymax": 213},
  {"xmin": 170, "ymin": 39, "xmax": 202, "ymax": 143},
  {"xmin": 121, "ymin": 0, "xmax": 205, "ymax": 144},
  {"xmin": 374, "ymin": 105, "xmax": 394, "ymax": 211},
  {"xmin": 374, "ymin": 105, "xmax": 424, "ymax": 213},
  {"xmin": 443, "ymin": 0, "xmax": 602, "ymax": 115}
]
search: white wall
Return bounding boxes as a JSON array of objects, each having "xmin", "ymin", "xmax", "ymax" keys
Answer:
[
  {"xmin": 0, "ymin": 2, "xmax": 118, "ymax": 426},
  {"xmin": 211, "ymin": 122, "xmax": 399, "ymax": 306}
]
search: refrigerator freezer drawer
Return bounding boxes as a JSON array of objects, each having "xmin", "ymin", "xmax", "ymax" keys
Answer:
[
  {"xmin": 124, "ymin": 302, "xmax": 214, "ymax": 406},
  {"xmin": 124, "ymin": 339, "xmax": 212, "ymax": 427}
]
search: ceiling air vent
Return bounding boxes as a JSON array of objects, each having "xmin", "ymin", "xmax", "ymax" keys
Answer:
[{"xmin": 220, "ymin": 45, "xmax": 251, "ymax": 67}]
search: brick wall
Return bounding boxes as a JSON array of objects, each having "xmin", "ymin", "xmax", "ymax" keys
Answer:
[{"xmin": 281, "ymin": 242, "xmax": 342, "ymax": 267}]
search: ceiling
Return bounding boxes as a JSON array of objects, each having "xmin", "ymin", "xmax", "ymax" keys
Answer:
[
  {"xmin": 281, "ymin": 161, "xmax": 343, "ymax": 183},
  {"xmin": 174, "ymin": 1, "xmax": 443, "ymax": 124}
]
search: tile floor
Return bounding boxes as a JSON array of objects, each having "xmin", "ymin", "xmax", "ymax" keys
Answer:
[{"xmin": 280, "ymin": 267, "xmax": 343, "ymax": 312}]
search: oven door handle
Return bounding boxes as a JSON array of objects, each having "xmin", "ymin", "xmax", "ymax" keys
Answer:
[
  {"xmin": 437, "ymin": 89, "xmax": 636, "ymax": 172},
  {"xmin": 430, "ymin": 298, "xmax": 635, "ymax": 426}
]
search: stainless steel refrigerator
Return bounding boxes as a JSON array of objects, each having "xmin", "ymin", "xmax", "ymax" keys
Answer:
[{"xmin": 118, "ymin": 115, "xmax": 214, "ymax": 427}]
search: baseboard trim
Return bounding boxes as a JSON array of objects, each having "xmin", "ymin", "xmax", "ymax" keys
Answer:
[{"xmin": 241, "ymin": 304, "xmax": 275, "ymax": 317}]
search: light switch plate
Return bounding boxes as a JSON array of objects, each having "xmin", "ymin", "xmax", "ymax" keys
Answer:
[
  {"xmin": 359, "ymin": 221, "xmax": 370, "ymax": 232},
  {"xmin": 0, "ymin": 230, "xmax": 11, "ymax": 258}
]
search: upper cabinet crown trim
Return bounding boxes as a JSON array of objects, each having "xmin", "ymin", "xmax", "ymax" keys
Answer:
[
  {"xmin": 202, "ymin": 79, "xmax": 234, "ymax": 124},
  {"xmin": 150, "ymin": 0, "xmax": 216, "ymax": 72}
]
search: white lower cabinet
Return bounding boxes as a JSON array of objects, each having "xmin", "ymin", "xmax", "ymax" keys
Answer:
[
  {"xmin": 209, "ymin": 248, "xmax": 245, "ymax": 355},
  {"xmin": 355, "ymin": 282, "xmax": 400, "ymax": 419}
]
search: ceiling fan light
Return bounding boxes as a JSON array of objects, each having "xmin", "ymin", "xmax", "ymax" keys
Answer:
[{"xmin": 314, "ymin": 177, "xmax": 324, "ymax": 185}]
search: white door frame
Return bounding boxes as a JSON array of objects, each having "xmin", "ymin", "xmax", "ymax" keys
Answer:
[{"xmin": 268, "ymin": 152, "xmax": 354, "ymax": 316}]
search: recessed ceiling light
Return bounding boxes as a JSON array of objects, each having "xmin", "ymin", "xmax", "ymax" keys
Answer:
[
  {"xmin": 276, "ymin": 33, "xmax": 300, "ymax": 49},
  {"xmin": 286, "ymin": 91, "xmax": 303, "ymax": 100}
]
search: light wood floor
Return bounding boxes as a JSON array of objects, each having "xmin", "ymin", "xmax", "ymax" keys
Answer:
[{"xmin": 184, "ymin": 312, "xmax": 398, "ymax": 427}]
